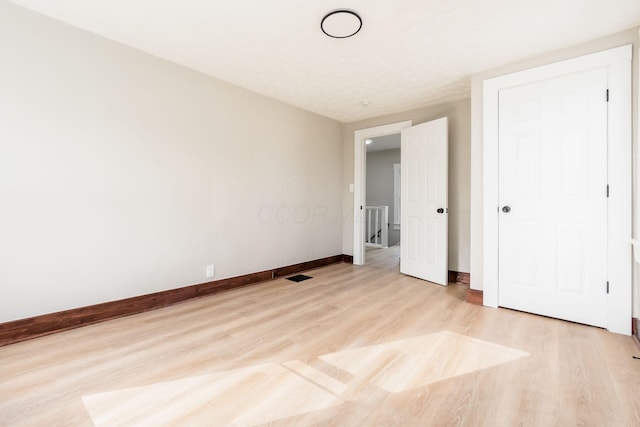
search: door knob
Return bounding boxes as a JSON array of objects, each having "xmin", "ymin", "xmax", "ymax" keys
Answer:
[
  {"xmin": 437, "ymin": 208, "xmax": 444, "ymax": 214},
  {"xmin": 502, "ymin": 206, "xmax": 511, "ymax": 213}
]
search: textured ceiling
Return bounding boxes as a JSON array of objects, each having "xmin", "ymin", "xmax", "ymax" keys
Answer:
[{"xmin": 9, "ymin": 0, "xmax": 640, "ymax": 123}]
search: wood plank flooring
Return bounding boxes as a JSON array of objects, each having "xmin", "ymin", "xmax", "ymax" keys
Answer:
[{"xmin": 1, "ymin": 245, "xmax": 640, "ymax": 426}]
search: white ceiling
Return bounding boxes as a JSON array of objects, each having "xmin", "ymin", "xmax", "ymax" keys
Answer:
[
  {"xmin": 9, "ymin": 0, "xmax": 640, "ymax": 123},
  {"xmin": 366, "ymin": 134, "xmax": 401, "ymax": 152}
]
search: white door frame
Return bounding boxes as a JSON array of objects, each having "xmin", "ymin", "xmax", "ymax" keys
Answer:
[
  {"xmin": 482, "ymin": 44, "xmax": 632, "ymax": 335},
  {"xmin": 353, "ymin": 121, "xmax": 412, "ymax": 265}
]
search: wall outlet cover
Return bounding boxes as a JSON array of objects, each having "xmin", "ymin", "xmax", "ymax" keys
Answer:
[{"xmin": 206, "ymin": 265, "xmax": 215, "ymax": 278}]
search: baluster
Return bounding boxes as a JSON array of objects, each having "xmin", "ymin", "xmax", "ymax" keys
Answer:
[
  {"xmin": 375, "ymin": 208, "xmax": 380, "ymax": 244},
  {"xmin": 367, "ymin": 208, "xmax": 372, "ymax": 244}
]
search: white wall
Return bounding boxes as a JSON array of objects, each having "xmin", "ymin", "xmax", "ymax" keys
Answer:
[
  {"xmin": 469, "ymin": 28, "xmax": 639, "ymax": 317},
  {"xmin": 366, "ymin": 149, "xmax": 401, "ymax": 247},
  {"xmin": 342, "ymin": 99, "xmax": 471, "ymax": 273},
  {"xmin": 0, "ymin": 2, "xmax": 343, "ymax": 322}
]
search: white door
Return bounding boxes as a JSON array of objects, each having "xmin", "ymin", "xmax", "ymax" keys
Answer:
[
  {"xmin": 401, "ymin": 118, "xmax": 448, "ymax": 285},
  {"xmin": 498, "ymin": 68, "xmax": 608, "ymax": 327}
]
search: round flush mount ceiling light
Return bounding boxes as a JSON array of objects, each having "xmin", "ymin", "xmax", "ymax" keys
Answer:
[{"xmin": 321, "ymin": 10, "xmax": 362, "ymax": 38}]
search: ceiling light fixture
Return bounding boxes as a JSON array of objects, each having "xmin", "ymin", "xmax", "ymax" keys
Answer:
[
  {"xmin": 321, "ymin": 10, "xmax": 362, "ymax": 39},
  {"xmin": 365, "ymin": 139, "xmax": 372, "ymax": 145}
]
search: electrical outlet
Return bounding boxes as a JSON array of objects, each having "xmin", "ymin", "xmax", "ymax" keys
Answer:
[{"xmin": 206, "ymin": 264, "xmax": 215, "ymax": 278}]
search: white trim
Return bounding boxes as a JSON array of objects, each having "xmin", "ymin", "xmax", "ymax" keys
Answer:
[
  {"xmin": 636, "ymin": 37, "xmax": 640, "ymax": 322},
  {"xmin": 393, "ymin": 163, "xmax": 401, "ymax": 227},
  {"xmin": 353, "ymin": 121, "xmax": 412, "ymax": 265},
  {"xmin": 482, "ymin": 44, "xmax": 632, "ymax": 335}
]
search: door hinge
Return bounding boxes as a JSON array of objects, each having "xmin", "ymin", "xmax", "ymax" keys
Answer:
[
  {"xmin": 606, "ymin": 89, "xmax": 609, "ymax": 102},
  {"xmin": 606, "ymin": 281, "xmax": 609, "ymax": 294},
  {"xmin": 606, "ymin": 184, "xmax": 609, "ymax": 198}
]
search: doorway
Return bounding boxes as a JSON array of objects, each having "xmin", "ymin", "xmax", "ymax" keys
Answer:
[
  {"xmin": 353, "ymin": 121, "xmax": 412, "ymax": 266},
  {"xmin": 354, "ymin": 118, "xmax": 450, "ymax": 286},
  {"xmin": 365, "ymin": 133, "xmax": 402, "ymax": 251}
]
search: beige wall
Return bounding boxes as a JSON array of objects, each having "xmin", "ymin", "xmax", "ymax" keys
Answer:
[
  {"xmin": 0, "ymin": 2, "xmax": 343, "ymax": 322},
  {"xmin": 4, "ymin": 0, "xmax": 636, "ymax": 324},
  {"xmin": 469, "ymin": 28, "xmax": 639, "ymax": 316},
  {"xmin": 342, "ymin": 99, "xmax": 471, "ymax": 273}
]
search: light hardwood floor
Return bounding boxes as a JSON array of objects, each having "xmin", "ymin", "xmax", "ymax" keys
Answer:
[{"xmin": 1, "ymin": 245, "xmax": 640, "ymax": 426}]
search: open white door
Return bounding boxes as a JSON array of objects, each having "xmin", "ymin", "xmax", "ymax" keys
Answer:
[{"xmin": 400, "ymin": 118, "xmax": 448, "ymax": 285}]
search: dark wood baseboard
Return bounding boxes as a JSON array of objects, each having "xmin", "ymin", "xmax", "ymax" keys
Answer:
[
  {"xmin": 633, "ymin": 318, "xmax": 640, "ymax": 350},
  {"xmin": 342, "ymin": 254, "xmax": 353, "ymax": 264},
  {"xmin": 0, "ymin": 254, "xmax": 350, "ymax": 347},
  {"xmin": 466, "ymin": 289, "xmax": 484, "ymax": 305},
  {"xmin": 273, "ymin": 255, "xmax": 343, "ymax": 278},
  {"xmin": 448, "ymin": 270, "xmax": 470, "ymax": 285},
  {"xmin": 446, "ymin": 270, "xmax": 479, "ymax": 304}
]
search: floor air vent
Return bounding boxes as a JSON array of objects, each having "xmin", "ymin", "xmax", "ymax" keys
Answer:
[{"xmin": 286, "ymin": 274, "xmax": 312, "ymax": 282}]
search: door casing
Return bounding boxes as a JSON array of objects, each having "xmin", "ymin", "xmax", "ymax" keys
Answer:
[
  {"xmin": 482, "ymin": 44, "xmax": 632, "ymax": 335},
  {"xmin": 353, "ymin": 121, "xmax": 412, "ymax": 265}
]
